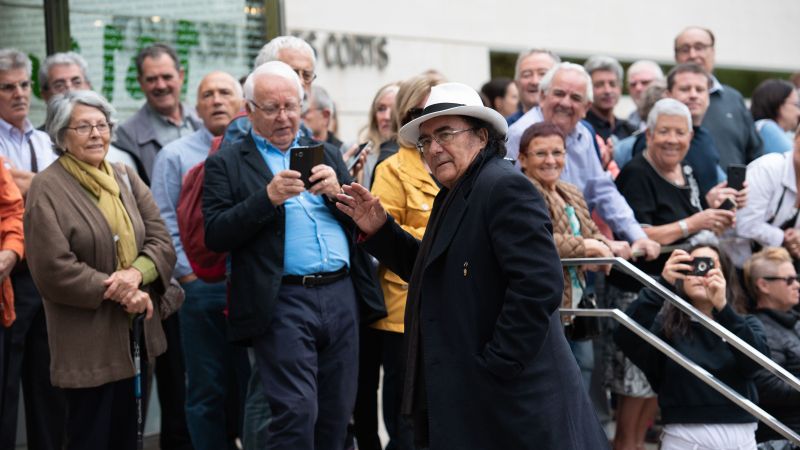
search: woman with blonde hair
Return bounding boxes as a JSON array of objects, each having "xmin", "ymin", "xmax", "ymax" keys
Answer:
[{"xmin": 346, "ymin": 82, "xmax": 400, "ymax": 190}]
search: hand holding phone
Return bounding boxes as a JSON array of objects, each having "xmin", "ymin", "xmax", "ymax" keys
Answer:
[{"xmin": 727, "ymin": 164, "xmax": 746, "ymax": 191}]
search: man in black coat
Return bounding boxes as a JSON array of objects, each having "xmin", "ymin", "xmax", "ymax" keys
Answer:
[
  {"xmin": 202, "ymin": 60, "xmax": 384, "ymax": 449},
  {"xmin": 337, "ymin": 82, "xmax": 608, "ymax": 449}
]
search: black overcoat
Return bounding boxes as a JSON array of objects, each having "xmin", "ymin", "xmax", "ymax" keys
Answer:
[{"xmin": 363, "ymin": 155, "xmax": 609, "ymax": 449}]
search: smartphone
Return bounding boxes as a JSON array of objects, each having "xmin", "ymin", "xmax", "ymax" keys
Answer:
[
  {"xmin": 718, "ymin": 198, "xmax": 736, "ymax": 211},
  {"xmin": 289, "ymin": 144, "xmax": 325, "ymax": 189},
  {"xmin": 727, "ymin": 164, "xmax": 746, "ymax": 191},
  {"xmin": 347, "ymin": 142, "xmax": 371, "ymax": 172},
  {"xmin": 690, "ymin": 257, "xmax": 715, "ymax": 276}
]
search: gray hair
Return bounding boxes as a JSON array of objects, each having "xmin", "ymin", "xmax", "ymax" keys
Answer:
[
  {"xmin": 637, "ymin": 79, "xmax": 667, "ymax": 121},
  {"xmin": 514, "ymin": 49, "xmax": 560, "ymax": 80},
  {"xmin": 244, "ymin": 61, "xmax": 303, "ymax": 103},
  {"xmin": 583, "ymin": 55, "xmax": 623, "ymax": 82},
  {"xmin": 38, "ymin": 52, "xmax": 90, "ymax": 90},
  {"xmin": 253, "ymin": 36, "xmax": 316, "ymax": 70},
  {"xmin": 540, "ymin": 62, "xmax": 593, "ymax": 103},
  {"xmin": 627, "ymin": 59, "xmax": 664, "ymax": 82},
  {"xmin": 0, "ymin": 49, "xmax": 32, "ymax": 77},
  {"xmin": 45, "ymin": 90, "xmax": 117, "ymax": 153},
  {"xmin": 646, "ymin": 98, "xmax": 692, "ymax": 132},
  {"xmin": 310, "ymin": 85, "xmax": 335, "ymax": 113}
]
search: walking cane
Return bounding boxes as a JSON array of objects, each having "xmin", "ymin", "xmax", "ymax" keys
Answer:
[{"xmin": 132, "ymin": 313, "xmax": 145, "ymax": 450}]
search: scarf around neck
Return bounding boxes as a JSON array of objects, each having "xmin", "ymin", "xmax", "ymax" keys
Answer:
[{"xmin": 59, "ymin": 153, "xmax": 136, "ymax": 270}]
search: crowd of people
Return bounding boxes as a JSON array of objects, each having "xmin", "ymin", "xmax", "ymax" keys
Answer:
[{"xmin": 0, "ymin": 24, "xmax": 798, "ymax": 450}]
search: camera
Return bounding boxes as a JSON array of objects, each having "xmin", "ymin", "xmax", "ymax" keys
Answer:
[{"xmin": 690, "ymin": 257, "xmax": 714, "ymax": 276}]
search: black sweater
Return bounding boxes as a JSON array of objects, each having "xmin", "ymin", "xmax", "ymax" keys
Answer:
[{"xmin": 614, "ymin": 284, "xmax": 768, "ymax": 424}]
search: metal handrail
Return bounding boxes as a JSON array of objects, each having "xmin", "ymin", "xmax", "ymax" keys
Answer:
[
  {"xmin": 560, "ymin": 307, "xmax": 800, "ymax": 445},
  {"xmin": 562, "ymin": 257, "xmax": 800, "ymax": 393}
]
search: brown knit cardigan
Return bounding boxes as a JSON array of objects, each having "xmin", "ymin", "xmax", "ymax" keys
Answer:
[
  {"xmin": 24, "ymin": 160, "xmax": 176, "ymax": 388},
  {"xmin": 529, "ymin": 178, "xmax": 609, "ymax": 314}
]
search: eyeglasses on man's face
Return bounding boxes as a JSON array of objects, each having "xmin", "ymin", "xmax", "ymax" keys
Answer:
[
  {"xmin": 762, "ymin": 275, "xmax": 800, "ymax": 286},
  {"xmin": 416, "ymin": 128, "xmax": 474, "ymax": 154},
  {"xmin": 675, "ymin": 42, "xmax": 713, "ymax": 55},
  {"xmin": 49, "ymin": 77, "xmax": 85, "ymax": 93},
  {"xmin": 65, "ymin": 122, "xmax": 111, "ymax": 136},
  {"xmin": 248, "ymin": 100, "xmax": 301, "ymax": 118}
]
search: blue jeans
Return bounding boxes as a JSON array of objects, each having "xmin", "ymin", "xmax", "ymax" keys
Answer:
[{"xmin": 179, "ymin": 279, "xmax": 250, "ymax": 450}]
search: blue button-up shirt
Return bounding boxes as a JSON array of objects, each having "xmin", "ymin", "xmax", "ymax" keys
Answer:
[
  {"xmin": 151, "ymin": 127, "xmax": 215, "ymax": 278},
  {"xmin": 252, "ymin": 130, "xmax": 349, "ymax": 275},
  {"xmin": 0, "ymin": 118, "xmax": 57, "ymax": 172},
  {"xmin": 507, "ymin": 107, "xmax": 647, "ymax": 243}
]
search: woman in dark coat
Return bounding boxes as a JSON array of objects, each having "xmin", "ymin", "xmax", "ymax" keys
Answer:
[{"xmin": 337, "ymin": 82, "xmax": 608, "ymax": 449}]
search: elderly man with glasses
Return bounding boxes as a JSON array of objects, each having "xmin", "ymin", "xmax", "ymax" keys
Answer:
[
  {"xmin": 202, "ymin": 60, "xmax": 384, "ymax": 450},
  {"xmin": 336, "ymin": 82, "xmax": 609, "ymax": 449},
  {"xmin": 0, "ymin": 48, "xmax": 64, "ymax": 450}
]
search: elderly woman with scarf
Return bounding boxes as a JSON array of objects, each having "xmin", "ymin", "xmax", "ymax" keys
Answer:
[{"xmin": 24, "ymin": 90, "xmax": 176, "ymax": 450}]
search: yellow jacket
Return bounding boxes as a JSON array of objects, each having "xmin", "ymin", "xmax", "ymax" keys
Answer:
[{"xmin": 370, "ymin": 147, "xmax": 439, "ymax": 333}]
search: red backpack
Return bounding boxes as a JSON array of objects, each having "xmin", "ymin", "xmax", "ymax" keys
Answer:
[{"xmin": 176, "ymin": 134, "xmax": 228, "ymax": 282}]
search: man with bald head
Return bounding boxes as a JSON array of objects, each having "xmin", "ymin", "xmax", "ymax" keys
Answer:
[
  {"xmin": 203, "ymin": 61, "xmax": 383, "ymax": 449},
  {"xmin": 674, "ymin": 26, "xmax": 762, "ymax": 169},
  {"xmin": 151, "ymin": 71, "xmax": 249, "ymax": 449}
]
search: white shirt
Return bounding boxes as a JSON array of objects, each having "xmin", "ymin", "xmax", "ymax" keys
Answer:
[
  {"xmin": 0, "ymin": 118, "xmax": 57, "ymax": 172},
  {"xmin": 661, "ymin": 423, "xmax": 756, "ymax": 450},
  {"xmin": 726, "ymin": 151, "xmax": 797, "ymax": 267}
]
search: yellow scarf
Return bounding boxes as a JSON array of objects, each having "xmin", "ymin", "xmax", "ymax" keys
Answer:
[{"xmin": 59, "ymin": 154, "xmax": 137, "ymax": 270}]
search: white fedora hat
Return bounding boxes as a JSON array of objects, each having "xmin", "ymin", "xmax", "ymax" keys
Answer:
[{"xmin": 398, "ymin": 82, "xmax": 508, "ymax": 145}]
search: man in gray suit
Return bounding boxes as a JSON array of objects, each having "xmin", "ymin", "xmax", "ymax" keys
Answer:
[{"xmin": 114, "ymin": 43, "xmax": 202, "ymax": 185}]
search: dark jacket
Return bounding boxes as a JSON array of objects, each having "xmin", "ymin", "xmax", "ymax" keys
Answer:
[
  {"xmin": 615, "ymin": 284, "xmax": 769, "ymax": 424},
  {"xmin": 114, "ymin": 103, "xmax": 203, "ymax": 185},
  {"xmin": 202, "ymin": 133, "xmax": 385, "ymax": 344},
  {"xmin": 362, "ymin": 153, "xmax": 608, "ymax": 449},
  {"xmin": 702, "ymin": 84, "xmax": 763, "ymax": 170},
  {"xmin": 753, "ymin": 309, "xmax": 800, "ymax": 441}
]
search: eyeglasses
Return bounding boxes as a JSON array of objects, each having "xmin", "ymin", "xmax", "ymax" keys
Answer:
[
  {"xmin": 416, "ymin": 128, "xmax": 474, "ymax": 153},
  {"xmin": 0, "ymin": 80, "xmax": 31, "ymax": 93},
  {"xmin": 65, "ymin": 122, "xmax": 111, "ymax": 136},
  {"xmin": 248, "ymin": 100, "xmax": 301, "ymax": 118},
  {"xmin": 762, "ymin": 275, "xmax": 800, "ymax": 285},
  {"xmin": 529, "ymin": 150, "xmax": 566, "ymax": 160},
  {"xmin": 675, "ymin": 42, "xmax": 713, "ymax": 55},
  {"xmin": 49, "ymin": 77, "xmax": 85, "ymax": 93},
  {"xmin": 293, "ymin": 69, "xmax": 316, "ymax": 84}
]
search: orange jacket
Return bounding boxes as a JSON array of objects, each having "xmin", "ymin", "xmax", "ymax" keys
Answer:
[{"xmin": 0, "ymin": 157, "xmax": 24, "ymax": 327}]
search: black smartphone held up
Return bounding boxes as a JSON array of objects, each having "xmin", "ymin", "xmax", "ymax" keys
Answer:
[
  {"xmin": 289, "ymin": 144, "xmax": 325, "ymax": 189},
  {"xmin": 690, "ymin": 256, "xmax": 715, "ymax": 276},
  {"xmin": 727, "ymin": 164, "xmax": 747, "ymax": 191},
  {"xmin": 346, "ymin": 142, "xmax": 371, "ymax": 172}
]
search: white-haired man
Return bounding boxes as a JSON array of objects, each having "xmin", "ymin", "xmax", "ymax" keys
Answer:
[
  {"xmin": 508, "ymin": 62, "xmax": 660, "ymax": 261},
  {"xmin": 203, "ymin": 61, "xmax": 384, "ymax": 449}
]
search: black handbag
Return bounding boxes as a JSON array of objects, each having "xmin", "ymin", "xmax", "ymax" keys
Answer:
[{"xmin": 565, "ymin": 292, "xmax": 601, "ymax": 341}]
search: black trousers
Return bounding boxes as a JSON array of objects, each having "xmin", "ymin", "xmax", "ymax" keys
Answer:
[
  {"xmin": 0, "ymin": 271, "xmax": 65, "ymax": 450},
  {"xmin": 63, "ymin": 328, "xmax": 149, "ymax": 450},
  {"xmin": 155, "ymin": 314, "xmax": 193, "ymax": 450}
]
